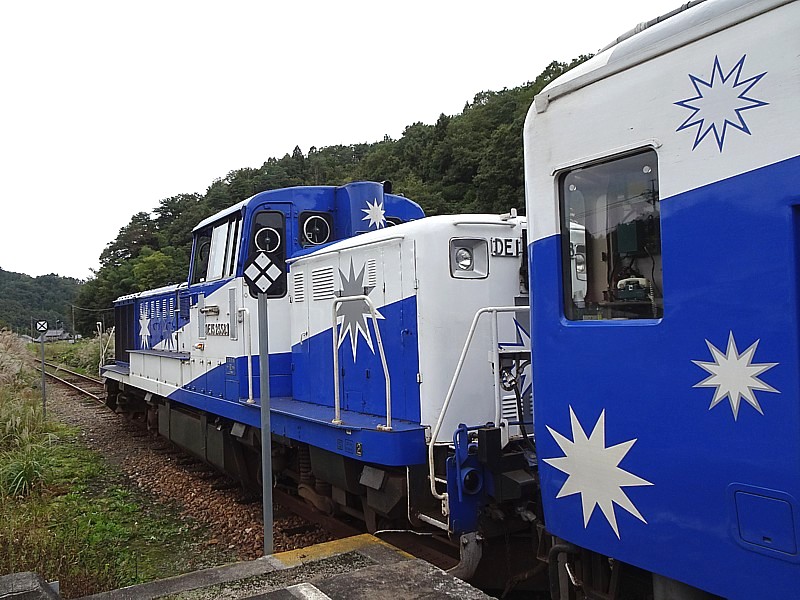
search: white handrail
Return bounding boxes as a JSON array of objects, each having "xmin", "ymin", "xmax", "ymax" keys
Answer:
[
  {"xmin": 287, "ymin": 235, "xmax": 405, "ymax": 265},
  {"xmin": 427, "ymin": 306, "xmax": 529, "ymax": 506},
  {"xmin": 452, "ymin": 220, "xmax": 517, "ymax": 227},
  {"xmin": 331, "ymin": 295, "xmax": 392, "ymax": 430},
  {"xmin": 238, "ymin": 307, "xmax": 254, "ymax": 404}
]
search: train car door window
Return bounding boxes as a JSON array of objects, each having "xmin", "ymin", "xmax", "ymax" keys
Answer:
[
  {"xmin": 560, "ymin": 150, "xmax": 663, "ymax": 320},
  {"xmin": 248, "ymin": 210, "xmax": 287, "ymax": 297}
]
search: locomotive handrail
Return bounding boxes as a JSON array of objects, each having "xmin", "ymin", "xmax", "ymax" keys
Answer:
[
  {"xmin": 331, "ymin": 295, "xmax": 392, "ymax": 431},
  {"xmin": 452, "ymin": 220, "xmax": 517, "ymax": 227},
  {"xmin": 427, "ymin": 305, "xmax": 530, "ymax": 507},
  {"xmin": 238, "ymin": 306, "xmax": 254, "ymax": 404},
  {"xmin": 286, "ymin": 235, "xmax": 405, "ymax": 265}
]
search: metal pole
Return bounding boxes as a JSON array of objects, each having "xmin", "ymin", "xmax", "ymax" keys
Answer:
[
  {"xmin": 40, "ymin": 336, "xmax": 46, "ymax": 420},
  {"xmin": 257, "ymin": 292, "xmax": 273, "ymax": 555}
]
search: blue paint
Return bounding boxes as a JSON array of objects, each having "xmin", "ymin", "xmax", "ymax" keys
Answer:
[
  {"xmin": 291, "ymin": 295, "xmax": 421, "ymax": 422},
  {"xmin": 529, "ymin": 156, "xmax": 800, "ymax": 598},
  {"xmin": 113, "ymin": 182, "xmax": 427, "ymax": 469}
]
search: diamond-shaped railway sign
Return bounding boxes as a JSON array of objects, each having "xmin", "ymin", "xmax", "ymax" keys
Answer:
[
  {"xmin": 36, "ymin": 320, "xmax": 48, "ymax": 333},
  {"xmin": 244, "ymin": 252, "xmax": 282, "ymax": 296}
]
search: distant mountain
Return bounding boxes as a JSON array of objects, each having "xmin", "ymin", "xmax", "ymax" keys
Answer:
[{"xmin": 0, "ymin": 268, "xmax": 82, "ymax": 335}]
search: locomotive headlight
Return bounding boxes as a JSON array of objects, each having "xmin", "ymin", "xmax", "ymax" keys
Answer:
[
  {"xmin": 575, "ymin": 254, "xmax": 586, "ymax": 274},
  {"xmin": 450, "ymin": 238, "xmax": 489, "ymax": 279},
  {"xmin": 455, "ymin": 248, "xmax": 473, "ymax": 270}
]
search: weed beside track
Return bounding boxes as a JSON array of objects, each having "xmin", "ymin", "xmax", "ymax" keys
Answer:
[{"xmin": 0, "ymin": 331, "xmax": 233, "ymax": 598}]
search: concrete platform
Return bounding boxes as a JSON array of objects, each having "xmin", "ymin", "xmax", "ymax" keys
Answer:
[{"xmin": 76, "ymin": 534, "xmax": 492, "ymax": 600}]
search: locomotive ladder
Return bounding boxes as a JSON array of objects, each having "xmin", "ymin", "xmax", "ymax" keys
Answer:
[{"xmin": 426, "ymin": 305, "xmax": 531, "ymax": 517}]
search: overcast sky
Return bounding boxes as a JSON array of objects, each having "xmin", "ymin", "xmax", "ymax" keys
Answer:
[{"xmin": 0, "ymin": 0, "xmax": 680, "ymax": 280}]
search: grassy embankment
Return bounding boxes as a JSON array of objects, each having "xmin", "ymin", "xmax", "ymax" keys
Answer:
[{"xmin": 0, "ymin": 331, "xmax": 226, "ymax": 598}]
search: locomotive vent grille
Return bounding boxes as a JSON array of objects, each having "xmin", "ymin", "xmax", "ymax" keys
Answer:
[
  {"xmin": 366, "ymin": 258, "xmax": 377, "ymax": 288},
  {"xmin": 311, "ymin": 266, "xmax": 335, "ymax": 301},
  {"xmin": 501, "ymin": 395, "xmax": 518, "ymax": 421},
  {"xmin": 293, "ymin": 271, "xmax": 306, "ymax": 303}
]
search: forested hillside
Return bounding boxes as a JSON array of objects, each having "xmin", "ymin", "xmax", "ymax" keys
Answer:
[
  {"xmin": 0, "ymin": 269, "xmax": 82, "ymax": 335},
  {"xmin": 73, "ymin": 57, "xmax": 588, "ymax": 333}
]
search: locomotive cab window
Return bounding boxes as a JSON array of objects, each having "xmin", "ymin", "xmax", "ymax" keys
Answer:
[
  {"xmin": 191, "ymin": 214, "xmax": 242, "ymax": 284},
  {"xmin": 299, "ymin": 212, "xmax": 333, "ymax": 247},
  {"xmin": 560, "ymin": 150, "xmax": 663, "ymax": 320},
  {"xmin": 247, "ymin": 210, "xmax": 287, "ymax": 297}
]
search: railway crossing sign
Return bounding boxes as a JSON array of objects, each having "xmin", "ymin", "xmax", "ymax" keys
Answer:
[{"xmin": 36, "ymin": 320, "xmax": 48, "ymax": 333}]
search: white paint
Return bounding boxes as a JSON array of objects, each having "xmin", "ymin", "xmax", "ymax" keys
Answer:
[
  {"xmin": 287, "ymin": 582, "xmax": 333, "ymax": 600},
  {"xmin": 525, "ymin": 0, "xmax": 800, "ymax": 243},
  {"xmin": 543, "ymin": 407, "xmax": 653, "ymax": 538},
  {"xmin": 692, "ymin": 331, "xmax": 780, "ymax": 420}
]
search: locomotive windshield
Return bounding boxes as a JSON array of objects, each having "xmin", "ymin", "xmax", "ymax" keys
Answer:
[
  {"xmin": 190, "ymin": 214, "xmax": 242, "ymax": 284},
  {"xmin": 560, "ymin": 150, "xmax": 662, "ymax": 320}
]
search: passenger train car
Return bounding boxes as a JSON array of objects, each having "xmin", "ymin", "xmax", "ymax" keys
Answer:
[{"xmin": 524, "ymin": 0, "xmax": 799, "ymax": 598}]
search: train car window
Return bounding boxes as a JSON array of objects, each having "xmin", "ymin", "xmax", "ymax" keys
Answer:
[
  {"xmin": 191, "ymin": 229, "xmax": 212, "ymax": 284},
  {"xmin": 248, "ymin": 210, "xmax": 286, "ymax": 297},
  {"xmin": 299, "ymin": 212, "xmax": 333, "ymax": 247},
  {"xmin": 192, "ymin": 215, "xmax": 242, "ymax": 284},
  {"xmin": 560, "ymin": 150, "xmax": 663, "ymax": 320},
  {"xmin": 207, "ymin": 220, "xmax": 230, "ymax": 281},
  {"xmin": 224, "ymin": 215, "xmax": 242, "ymax": 278}
]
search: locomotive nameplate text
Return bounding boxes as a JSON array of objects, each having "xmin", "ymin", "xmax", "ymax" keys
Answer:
[
  {"xmin": 205, "ymin": 323, "xmax": 230, "ymax": 336},
  {"xmin": 491, "ymin": 237, "xmax": 522, "ymax": 257}
]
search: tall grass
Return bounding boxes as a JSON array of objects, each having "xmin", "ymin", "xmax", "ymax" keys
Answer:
[
  {"xmin": 0, "ymin": 328, "xmax": 221, "ymax": 598},
  {"xmin": 49, "ymin": 334, "xmax": 114, "ymax": 377},
  {"xmin": 0, "ymin": 329, "xmax": 51, "ymax": 498},
  {"xmin": 0, "ymin": 328, "xmax": 31, "ymax": 387}
]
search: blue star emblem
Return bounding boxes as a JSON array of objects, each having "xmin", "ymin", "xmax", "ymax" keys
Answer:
[{"xmin": 674, "ymin": 55, "xmax": 767, "ymax": 152}]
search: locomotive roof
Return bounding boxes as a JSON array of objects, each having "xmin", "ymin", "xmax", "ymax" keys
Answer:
[
  {"xmin": 287, "ymin": 213, "xmax": 525, "ymax": 266},
  {"xmin": 533, "ymin": 0, "xmax": 787, "ymax": 115},
  {"xmin": 193, "ymin": 198, "xmax": 249, "ymax": 233}
]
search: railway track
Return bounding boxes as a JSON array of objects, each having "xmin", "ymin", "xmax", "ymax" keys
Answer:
[
  {"xmin": 42, "ymin": 361, "xmax": 105, "ymax": 401},
  {"xmin": 40, "ymin": 361, "xmax": 461, "ymax": 572}
]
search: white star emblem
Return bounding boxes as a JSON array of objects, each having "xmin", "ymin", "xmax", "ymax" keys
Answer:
[
  {"xmin": 675, "ymin": 55, "xmax": 767, "ymax": 152},
  {"xmin": 139, "ymin": 310, "xmax": 151, "ymax": 349},
  {"xmin": 692, "ymin": 331, "xmax": 779, "ymax": 420},
  {"xmin": 361, "ymin": 198, "xmax": 386, "ymax": 229},
  {"xmin": 544, "ymin": 407, "xmax": 652, "ymax": 538},
  {"xmin": 337, "ymin": 259, "xmax": 383, "ymax": 360}
]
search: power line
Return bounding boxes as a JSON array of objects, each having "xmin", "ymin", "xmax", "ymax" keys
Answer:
[{"xmin": 68, "ymin": 303, "xmax": 114, "ymax": 313}]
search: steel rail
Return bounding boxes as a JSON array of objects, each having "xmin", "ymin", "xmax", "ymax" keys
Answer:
[
  {"xmin": 43, "ymin": 370, "xmax": 103, "ymax": 401},
  {"xmin": 43, "ymin": 361, "xmax": 104, "ymax": 386}
]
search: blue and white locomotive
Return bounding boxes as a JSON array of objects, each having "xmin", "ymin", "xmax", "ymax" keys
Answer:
[{"xmin": 103, "ymin": 180, "xmax": 532, "ymax": 547}]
